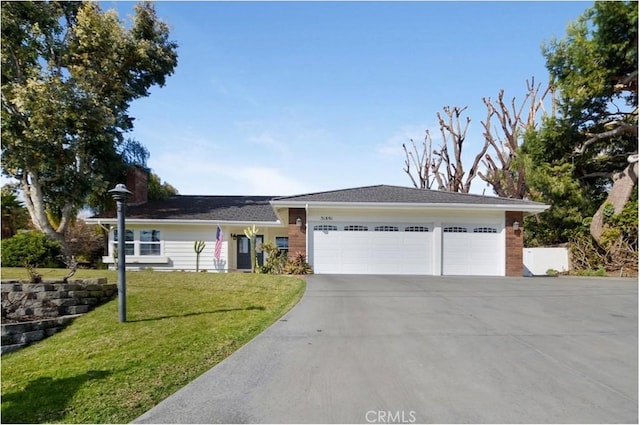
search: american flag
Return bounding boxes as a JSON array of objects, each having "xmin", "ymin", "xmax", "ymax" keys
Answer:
[{"xmin": 214, "ymin": 225, "xmax": 223, "ymax": 261}]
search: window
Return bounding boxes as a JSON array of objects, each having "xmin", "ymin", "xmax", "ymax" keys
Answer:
[
  {"xmin": 313, "ymin": 225, "xmax": 338, "ymax": 231},
  {"xmin": 344, "ymin": 225, "xmax": 368, "ymax": 231},
  {"xmin": 405, "ymin": 226, "xmax": 430, "ymax": 232},
  {"xmin": 275, "ymin": 237, "xmax": 289, "ymax": 256},
  {"xmin": 473, "ymin": 227, "xmax": 497, "ymax": 233},
  {"xmin": 113, "ymin": 229, "xmax": 134, "ymax": 255},
  {"xmin": 374, "ymin": 226, "xmax": 398, "ymax": 232},
  {"xmin": 239, "ymin": 237, "xmax": 249, "ymax": 254},
  {"xmin": 140, "ymin": 230, "xmax": 161, "ymax": 255},
  {"xmin": 444, "ymin": 226, "xmax": 468, "ymax": 233}
]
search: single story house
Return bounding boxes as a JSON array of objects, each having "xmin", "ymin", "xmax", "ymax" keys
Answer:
[{"xmin": 87, "ymin": 168, "xmax": 549, "ymax": 276}]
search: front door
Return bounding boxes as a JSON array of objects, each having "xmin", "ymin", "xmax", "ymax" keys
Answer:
[{"xmin": 237, "ymin": 235, "xmax": 264, "ymax": 270}]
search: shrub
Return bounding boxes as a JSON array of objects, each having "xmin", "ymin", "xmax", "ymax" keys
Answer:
[
  {"xmin": 283, "ymin": 252, "xmax": 313, "ymax": 275},
  {"xmin": 260, "ymin": 242, "xmax": 287, "ymax": 274},
  {"xmin": 65, "ymin": 220, "xmax": 105, "ymax": 268},
  {"xmin": 546, "ymin": 268, "xmax": 559, "ymax": 277},
  {"xmin": 1, "ymin": 231, "xmax": 64, "ymax": 268},
  {"xmin": 259, "ymin": 244, "xmax": 313, "ymax": 275},
  {"xmin": 576, "ymin": 267, "xmax": 607, "ymax": 277}
]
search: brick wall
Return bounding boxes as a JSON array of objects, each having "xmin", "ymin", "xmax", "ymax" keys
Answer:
[
  {"xmin": 505, "ymin": 211, "xmax": 524, "ymax": 276},
  {"xmin": 126, "ymin": 166, "xmax": 148, "ymax": 206},
  {"xmin": 287, "ymin": 208, "xmax": 307, "ymax": 258}
]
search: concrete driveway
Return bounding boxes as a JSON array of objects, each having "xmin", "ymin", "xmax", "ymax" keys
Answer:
[{"xmin": 134, "ymin": 275, "xmax": 638, "ymax": 424}]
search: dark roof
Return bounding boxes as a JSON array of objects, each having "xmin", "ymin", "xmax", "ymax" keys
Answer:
[
  {"xmin": 92, "ymin": 195, "xmax": 279, "ymax": 221},
  {"xmin": 273, "ymin": 184, "xmax": 544, "ymax": 206},
  {"xmin": 90, "ymin": 185, "xmax": 547, "ymax": 222}
]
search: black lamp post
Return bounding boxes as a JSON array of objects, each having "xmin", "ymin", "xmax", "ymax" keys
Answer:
[{"xmin": 109, "ymin": 183, "xmax": 132, "ymax": 323}]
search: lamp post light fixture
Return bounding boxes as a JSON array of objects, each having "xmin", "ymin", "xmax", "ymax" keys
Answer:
[
  {"xmin": 512, "ymin": 220, "xmax": 520, "ymax": 231},
  {"xmin": 109, "ymin": 183, "xmax": 132, "ymax": 323},
  {"xmin": 296, "ymin": 217, "xmax": 303, "ymax": 228}
]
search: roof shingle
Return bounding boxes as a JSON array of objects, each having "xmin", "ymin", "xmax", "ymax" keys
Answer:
[
  {"xmin": 92, "ymin": 195, "xmax": 279, "ymax": 221},
  {"xmin": 273, "ymin": 184, "xmax": 545, "ymax": 206},
  {"xmin": 91, "ymin": 185, "xmax": 547, "ymax": 221}
]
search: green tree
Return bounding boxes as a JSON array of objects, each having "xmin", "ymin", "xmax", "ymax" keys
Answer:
[
  {"xmin": 539, "ymin": 1, "xmax": 637, "ymax": 246},
  {"xmin": 148, "ymin": 172, "xmax": 179, "ymax": 201},
  {"xmin": 1, "ymin": 2, "xmax": 178, "ymax": 250},
  {"xmin": 1, "ymin": 183, "xmax": 30, "ymax": 238},
  {"xmin": 520, "ymin": 1, "xmax": 638, "ymax": 273}
]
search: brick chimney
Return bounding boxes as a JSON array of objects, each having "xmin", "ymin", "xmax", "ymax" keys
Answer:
[{"xmin": 125, "ymin": 166, "xmax": 148, "ymax": 206}]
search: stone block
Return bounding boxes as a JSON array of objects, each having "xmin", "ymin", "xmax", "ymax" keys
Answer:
[
  {"xmin": 68, "ymin": 290, "xmax": 89, "ymax": 298},
  {"xmin": 1, "ymin": 334, "xmax": 16, "ymax": 345},
  {"xmin": 15, "ymin": 307, "xmax": 34, "ymax": 316},
  {"xmin": 19, "ymin": 330, "xmax": 44, "ymax": 344},
  {"xmin": 33, "ymin": 307, "xmax": 59, "ymax": 317},
  {"xmin": 22, "ymin": 284, "xmax": 53, "ymax": 293},
  {"xmin": 44, "ymin": 327, "xmax": 61, "ymax": 337},
  {"xmin": 1, "ymin": 343, "xmax": 26, "ymax": 355},
  {"xmin": 0, "ymin": 326, "xmax": 11, "ymax": 338},
  {"xmin": 66, "ymin": 305, "xmax": 89, "ymax": 315},
  {"xmin": 59, "ymin": 284, "xmax": 81, "ymax": 291},
  {"xmin": 7, "ymin": 292, "xmax": 30, "ymax": 303},
  {"xmin": 50, "ymin": 298, "xmax": 78, "ymax": 307},
  {"xmin": 84, "ymin": 284, "xmax": 102, "ymax": 291},
  {"xmin": 36, "ymin": 291, "xmax": 63, "ymax": 300},
  {"xmin": 1, "ymin": 283, "xmax": 22, "ymax": 292},
  {"xmin": 75, "ymin": 278, "xmax": 107, "ymax": 286},
  {"xmin": 2, "ymin": 323, "xmax": 30, "ymax": 336},
  {"xmin": 88, "ymin": 290, "xmax": 105, "ymax": 298},
  {"xmin": 81, "ymin": 298, "xmax": 98, "ymax": 306}
]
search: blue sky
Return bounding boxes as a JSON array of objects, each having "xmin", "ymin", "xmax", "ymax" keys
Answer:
[{"xmin": 107, "ymin": 1, "xmax": 592, "ymax": 196}]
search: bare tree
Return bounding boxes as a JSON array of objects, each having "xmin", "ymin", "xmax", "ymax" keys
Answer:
[
  {"xmin": 403, "ymin": 106, "xmax": 487, "ymax": 193},
  {"xmin": 402, "ymin": 130, "xmax": 439, "ymax": 190},
  {"xmin": 478, "ymin": 78, "xmax": 551, "ymax": 198}
]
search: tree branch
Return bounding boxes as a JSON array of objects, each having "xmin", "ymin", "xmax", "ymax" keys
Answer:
[{"xmin": 576, "ymin": 123, "xmax": 638, "ymax": 155}]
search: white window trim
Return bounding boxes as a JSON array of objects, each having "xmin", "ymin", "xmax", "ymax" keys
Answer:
[
  {"xmin": 109, "ymin": 229, "xmax": 165, "ymax": 258},
  {"xmin": 139, "ymin": 229, "xmax": 162, "ymax": 256}
]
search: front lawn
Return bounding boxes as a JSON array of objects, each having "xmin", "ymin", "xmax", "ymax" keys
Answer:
[{"xmin": 0, "ymin": 268, "xmax": 305, "ymax": 424}]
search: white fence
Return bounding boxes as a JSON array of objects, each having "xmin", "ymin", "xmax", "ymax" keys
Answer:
[{"xmin": 523, "ymin": 247, "xmax": 569, "ymax": 276}]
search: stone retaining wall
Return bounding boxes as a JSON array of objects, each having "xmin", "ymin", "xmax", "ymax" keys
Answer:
[
  {"xmin": 1, "ymin": 278, "xmax": 116, "ymax": 354},
  {"xmin": 1, "ymin": 315, "xmax": 82, "ymax": 354}
]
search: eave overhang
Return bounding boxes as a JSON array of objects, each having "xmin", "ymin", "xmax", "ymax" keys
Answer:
[
  {"xmin": 84, "ymin": 218, "xmax": 283, "ymax": 227},
  {"xmin": 270, "ymin": 200, "xmax": 550, "ymax": 214}
]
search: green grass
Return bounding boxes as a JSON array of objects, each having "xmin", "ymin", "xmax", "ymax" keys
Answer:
[{"xmin": 1, "ymin": 268, "xmax": 306, "ymax": 424}]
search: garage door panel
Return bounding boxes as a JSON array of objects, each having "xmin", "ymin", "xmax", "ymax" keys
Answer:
[
  {"xmin": 443, "ymin": 224, "xmax": 501, "ymax": 276},
  {"xmin": 311, "ymin": 223, "xmax": 433, "ymax": 275}
]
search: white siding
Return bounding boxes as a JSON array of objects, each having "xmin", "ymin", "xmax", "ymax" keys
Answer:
[{"xmin": 105, "ymin": 224, "xmax": 288, "ymax": 272}]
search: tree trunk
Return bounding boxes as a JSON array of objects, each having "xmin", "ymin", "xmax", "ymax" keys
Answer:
[
  {"xmin": 590, "ymin": 161, "xmax": 638, "ymax": 243},
  {"xmin": 20, "ymin": 170, "xmax": 69, "ymax": 249}
]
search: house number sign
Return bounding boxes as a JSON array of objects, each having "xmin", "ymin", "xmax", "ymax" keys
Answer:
[{"xmin": 320, "ymin": 216, "xmax": 333, "ymax": 221}]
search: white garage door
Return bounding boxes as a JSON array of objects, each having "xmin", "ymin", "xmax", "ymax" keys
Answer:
[
  {"xmin": 442, "ymin": 224, "xmax": 502, "ymax": 276},
  {"xmin": 311, "ymin": 223, "xmax": 433, "ymax": 275}
]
